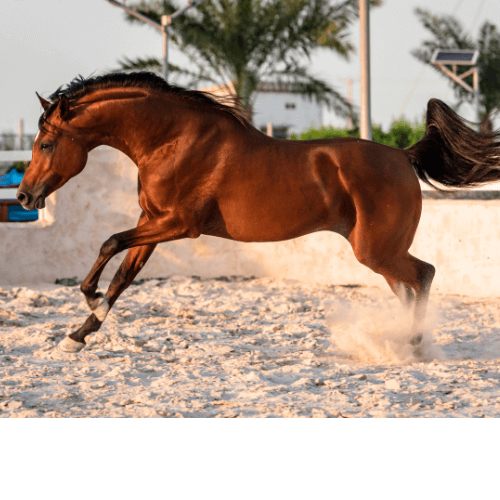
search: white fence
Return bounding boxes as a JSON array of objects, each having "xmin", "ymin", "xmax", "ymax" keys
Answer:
[{"xmin": 0, "ymin": 150, "xmax": 32, "ymax": 162}]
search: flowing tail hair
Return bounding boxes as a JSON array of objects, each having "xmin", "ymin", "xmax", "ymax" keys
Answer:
[{"xmin": 407, "ymin": 98, "xmax": 500, "ymax": 189}]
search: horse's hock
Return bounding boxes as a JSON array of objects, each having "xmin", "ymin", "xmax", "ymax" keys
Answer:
[{"xmin": 1, "ymin": 146, "xmax": 499, "ymax": 297}]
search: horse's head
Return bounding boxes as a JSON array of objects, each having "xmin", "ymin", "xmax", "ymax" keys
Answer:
[{"xmin": 17, "ymin": 93, "xmax": 88, "ymax": 210}]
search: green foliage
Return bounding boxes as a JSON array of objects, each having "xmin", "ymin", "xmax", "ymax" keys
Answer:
[
  {"xmin": 291, "ymin": 125, "xmax": 356, "ymax": 140},
  {"xmin": 292, "ymin": 118, "xmax": 426, "ymax": 148},
  {"xmin": 54, "ymin": 277, "xmax": 80, "ymax": 287},
  {"xmin": 9, "ymin": 161, "xmax": 28, "ymax": 174},
  {"xmin": 371, "ymin": 124, "xmax": 390, "ymax": 145}
]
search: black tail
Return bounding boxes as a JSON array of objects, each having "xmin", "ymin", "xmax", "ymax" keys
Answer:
[{"xmin": 407, "ymin": 99, "xmax": 500, "ymax": 189}]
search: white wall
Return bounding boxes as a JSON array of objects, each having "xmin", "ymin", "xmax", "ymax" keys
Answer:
[
  {"xmin": 252, "ymin": 92, "xmax": 323, "ymax": 136},
  {"xmin": 1, "ymin": 148, "xmax": 500, "ymax": 297}
]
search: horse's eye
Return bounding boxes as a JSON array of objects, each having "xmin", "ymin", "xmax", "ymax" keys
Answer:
[{"xmin": 40, "ymin": 143, "xmax": 53, "ymax": 152}]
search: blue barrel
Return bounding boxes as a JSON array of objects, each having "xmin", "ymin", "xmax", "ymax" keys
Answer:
[
  {"xmin": 0, "ymin": 168, "xmax": 39, "ymax": 222},
  {"xmin": 0, "ymin": 169, "xmax": 24, "ymax": 186},
  {"xmin": 8, "ymin": 204, "xmax": 39, "ymax": 222}
]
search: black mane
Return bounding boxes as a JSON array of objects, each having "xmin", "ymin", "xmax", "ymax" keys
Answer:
[{"xmin": 39, "ymin": 72, "xmax": 249, "ymax": 129}]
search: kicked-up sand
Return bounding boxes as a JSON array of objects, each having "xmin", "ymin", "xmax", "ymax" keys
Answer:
[{"xmin": 1, "ymin": 275, "xmax": 500, "ymax": 417}]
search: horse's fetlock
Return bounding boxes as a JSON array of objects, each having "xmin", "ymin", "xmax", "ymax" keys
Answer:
[
  {"xmin": 93, "ymin": 296, "xmax": 110, "ymax": 322},
  {"xmin": 80, "ymin": 281, "xmax": 94, "ymax": 296}
]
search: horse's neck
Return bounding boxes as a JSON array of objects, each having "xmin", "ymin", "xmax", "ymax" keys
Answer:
[
  {"xmin": 79, "ymin": 90, "xmax": 177, "ymax": 162},
  {"xmin": 79, "ymin": 90, "xmax": 246, "ymax": 165}
]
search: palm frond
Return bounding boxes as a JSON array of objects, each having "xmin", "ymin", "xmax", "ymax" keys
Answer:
[
  {"xmin": 116, "ymin": 0, "xmax": 381, "ymax": 120},
  {"xmin": 113, "ymin": 56, "xmax": 197, "ymax": 81}
]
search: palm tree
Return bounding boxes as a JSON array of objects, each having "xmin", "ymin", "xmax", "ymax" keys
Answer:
[
  {"xmin": 412, "ymin": 8, "xmax": 500, "ymax": 131},
  {"xmin": 115, "ymin": 0, "xmax": 381, "ymax": 121}
]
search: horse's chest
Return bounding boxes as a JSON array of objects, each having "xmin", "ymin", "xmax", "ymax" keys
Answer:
[{"xmin": 138, "ymin": 171, "xmax": 205, "ymax": 219}]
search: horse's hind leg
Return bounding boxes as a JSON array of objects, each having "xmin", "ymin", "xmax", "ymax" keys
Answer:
[
  {"xmin": 377, "ymin": 254, "xmax": 435, "ymax": 346},
  {"xmin": 385, "ymin": 279, "xmax": 415, "ymax": 311},
  {"xmin": 406, "ymin": 257, "xmax": 435, "ymax": 345},
  {"xmin": 350, "ymin": 217, "xmax": 435, "ymax": 348}
]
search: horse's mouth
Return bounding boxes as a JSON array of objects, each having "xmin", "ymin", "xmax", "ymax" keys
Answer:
[{"xmin": 34, "ymin": 196, "xmax": 46, "ymax": 210}]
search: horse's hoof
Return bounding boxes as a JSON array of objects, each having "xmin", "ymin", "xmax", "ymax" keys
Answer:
[
  {"xmin": 409, "ymin": 334, "xmax": 423, "ymax": 346},
  {"xmin": 413, "ymin": 346, "xmax": 424, "ymax": 359},
  {"xmin": 58, "ymin": 336, "xmax": 86, "ymax": 353}
]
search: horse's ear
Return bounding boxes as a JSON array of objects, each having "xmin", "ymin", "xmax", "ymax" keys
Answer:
[
  {"xmin": 55, "ymin": 95, "xmax": 70, "ymax": 121},
  {"xmin": 36, "ymin": 92, "xmax": 50, "ymax": 110}
]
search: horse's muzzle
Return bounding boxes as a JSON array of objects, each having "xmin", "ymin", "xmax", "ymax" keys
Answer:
[{"xmin": 17, "ymin": 189, "xmax": 45, "ymax": 210}]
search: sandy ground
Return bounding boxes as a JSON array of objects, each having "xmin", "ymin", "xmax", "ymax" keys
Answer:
[{"xmin": 1, "ymin": 275, "xmax": 500, "ymax": 418}]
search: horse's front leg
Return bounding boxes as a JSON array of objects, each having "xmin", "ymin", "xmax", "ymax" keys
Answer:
[
  {"xmin": 58, "ymin": 211, "xmax": 190, "ymax": 352},
  {"xmin": 58, "ymin": 243, "xmax": 157, "ymax": 352},
  {"xmin": 79, "ymin": 211, "xmax": 149, "ymax": 312}
]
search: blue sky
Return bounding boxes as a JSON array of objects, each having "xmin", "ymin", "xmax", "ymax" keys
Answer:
[{"xmin": 1, "ymin": 0, "xmax": 499, "ymax": 134}]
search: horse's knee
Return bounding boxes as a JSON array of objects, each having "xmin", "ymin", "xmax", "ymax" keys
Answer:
[{"xmin": 100, "ymin": 236, "xmax": 121, "ymax": 257}]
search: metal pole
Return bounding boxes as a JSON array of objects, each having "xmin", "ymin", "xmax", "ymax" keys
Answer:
[
  {"xmin": 105, "ymin": 0, "xmax": 205, "ymax": 82},
  {"xmin": 18, "ymin": 119, "xmax": 24, "ymax": 150},
  {"xmin": 347, "ymin": 78, "xmax": 353, "ymax": 130},
  {"xmin": 359, "ymin": 0, "xmax": 372, "ymax": 140},
  {"xmin": 162, "ymin": 15, "xmax": 169, "ymax": 81},
  {"xmin": 473, "ymin": 67, "xmax": 480, "ymax": 131}
]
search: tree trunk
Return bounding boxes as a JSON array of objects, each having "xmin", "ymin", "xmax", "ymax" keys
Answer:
[
  {"xmin": 480, "ymin": 113, "xmax": 493, "ymax": 133},
  {"xmin": 234, "ymin": 71, "xmax": 257, "ymax": 124}
]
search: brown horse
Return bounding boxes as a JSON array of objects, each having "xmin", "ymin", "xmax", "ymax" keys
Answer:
[{"xmin": 17, "ymin": 73, "xmax": 500, "ymax": 354}]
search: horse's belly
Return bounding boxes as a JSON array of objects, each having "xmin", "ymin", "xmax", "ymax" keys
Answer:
[{"xmin": 216, "ymin": 190, "xmax": 343, "ymax": 243}]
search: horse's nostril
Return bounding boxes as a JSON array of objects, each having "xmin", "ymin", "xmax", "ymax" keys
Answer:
[{"xmin": 17, "ymin": 191, "xmax": 30, "ymax": 206}]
